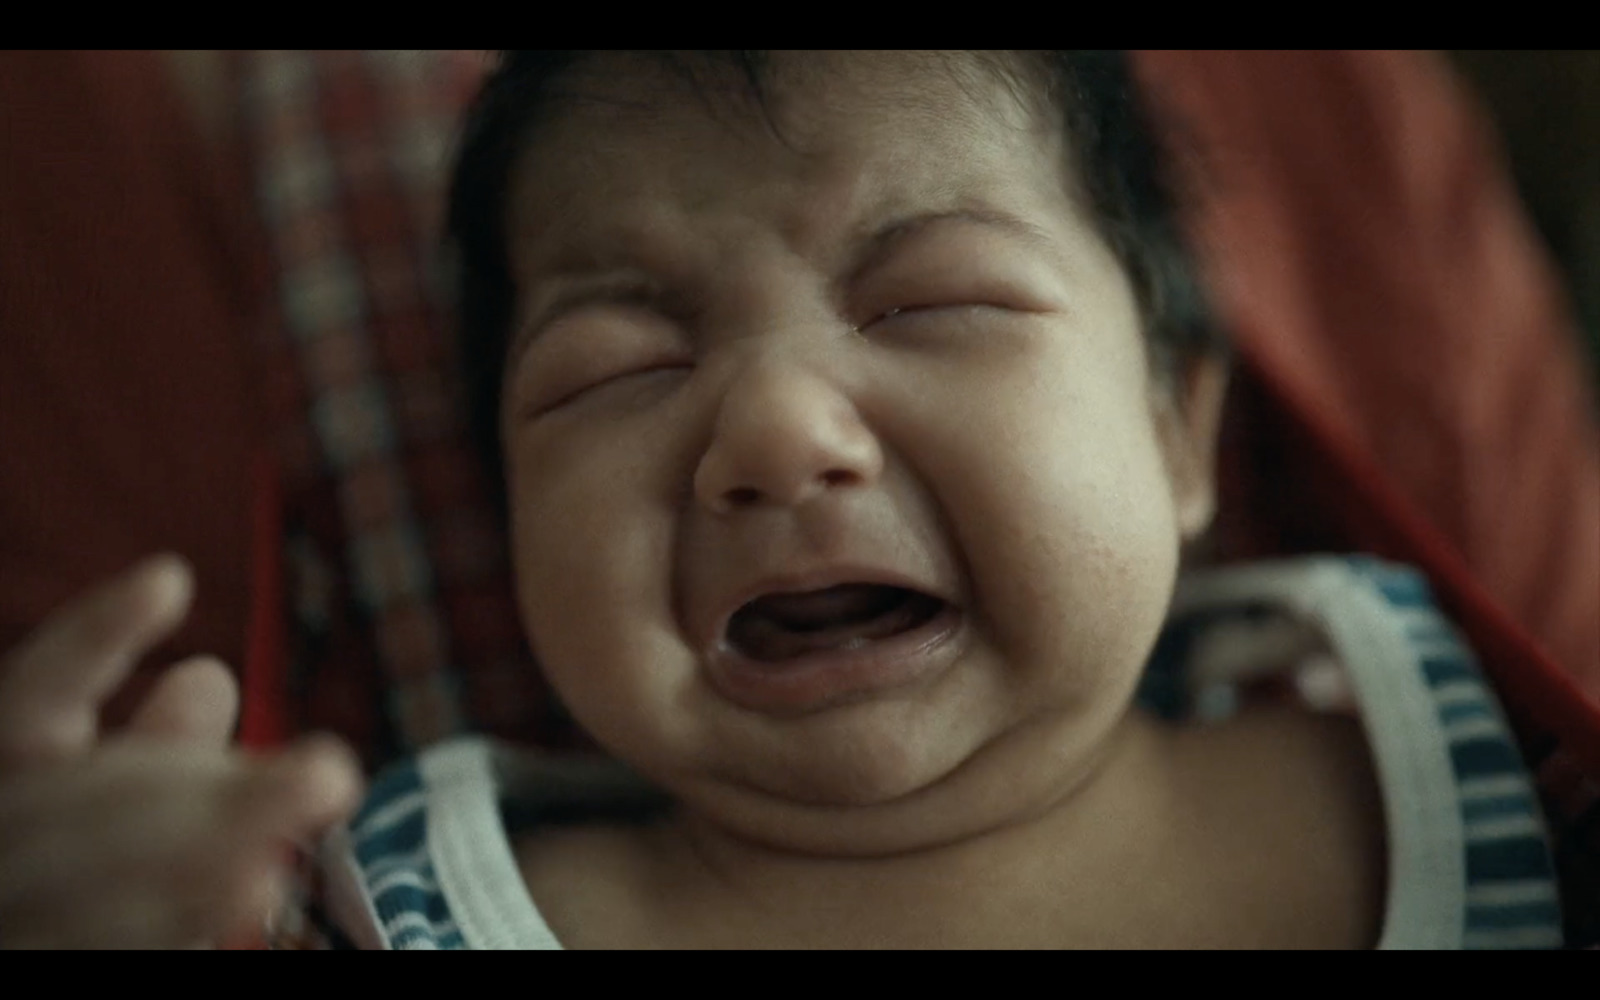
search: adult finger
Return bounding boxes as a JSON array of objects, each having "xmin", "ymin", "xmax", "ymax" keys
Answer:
[
  {"xmin": 0, "ymin": 555, "xmax": 193, "ymax": 766},
  {"xmin": 119, "ymin": 656, "xmax": 240, "ymax": 749}
]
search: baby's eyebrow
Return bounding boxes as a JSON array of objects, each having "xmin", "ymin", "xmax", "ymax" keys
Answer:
[
  {"xmin": 846, "ymin": 207, "xmax": 1057, "ymax": 279},
  {"xmin": 508, "ymin": 268, "xmax": 665, "ymax": 368}
]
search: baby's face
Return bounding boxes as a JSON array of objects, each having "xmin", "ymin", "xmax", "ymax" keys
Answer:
[{"xmin": 502, "ymin": 52, "xmax": 1215, "ymax": 852}]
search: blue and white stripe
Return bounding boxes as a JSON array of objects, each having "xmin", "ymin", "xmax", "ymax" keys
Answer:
[
  {"xmin": 1343, "ymin": 559, "xmax": 1563, "ymax": 949},
  {"xmin": 347, "ymin": 761, "xmax": 465, "ymax": 950}
]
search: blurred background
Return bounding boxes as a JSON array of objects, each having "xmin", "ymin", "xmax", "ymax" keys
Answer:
[{"xmin": 1449, "ymin": 50, "xmax": 1600, "ymax": 387}]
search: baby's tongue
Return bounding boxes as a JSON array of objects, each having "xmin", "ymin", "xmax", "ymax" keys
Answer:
[
  {"xmin": 729, "ymin": 584, "xmax": 916, "ymax": 661},
  {"xmin": 752, "ymin": 584, "xmax": 904, "ymax": 629}
]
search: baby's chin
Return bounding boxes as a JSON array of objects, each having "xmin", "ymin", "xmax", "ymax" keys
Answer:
[
  {"xmin": 733, "ymin": 662, "xmax": 1012, "ymax": 795},
  {"xmin": 647, "ymin": 712, "xmax": 1047, "ymax": 856},
  {"xmin": 657, "ymin": 685, "xmax": 1158, "ymax": 859},
  {"xmin": 743, "ymin": 719, "xmax": 981, "ymax": 809}
]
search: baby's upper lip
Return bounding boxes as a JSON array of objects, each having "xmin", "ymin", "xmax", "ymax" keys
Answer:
[{"xmin": 692, "ymin": 564, "xmax": 958, "ymax": 655}]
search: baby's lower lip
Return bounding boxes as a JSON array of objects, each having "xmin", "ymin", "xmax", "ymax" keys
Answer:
[{"xmin": 706, "ymin": 603, "xmax": 965, "ymax": 716}]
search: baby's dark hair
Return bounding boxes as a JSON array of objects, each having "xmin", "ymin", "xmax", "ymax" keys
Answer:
[{"xmin": 446, "ymin": 51, "xmax": 1220, "ymax": 493}]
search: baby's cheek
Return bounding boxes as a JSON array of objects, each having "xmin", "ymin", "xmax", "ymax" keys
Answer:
[
  {"xmin": 507, "ymin": 461, "xmax": 614, "ymax": 631},
  {"xmin": 509, "ymin": 460, "xmax": 678, "ymax": 658},
  {"xmin": 956, "ymin": 426, "xmax": 1180, "ymax": 691}
]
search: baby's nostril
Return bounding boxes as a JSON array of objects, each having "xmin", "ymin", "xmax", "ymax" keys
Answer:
[
  {"xmin": 725, "ymin": 486, "xmax": 762, "ymax": 507},
  {"xmin": 821, "ymin": 469, "xmax": 856, "ymax": 488}
]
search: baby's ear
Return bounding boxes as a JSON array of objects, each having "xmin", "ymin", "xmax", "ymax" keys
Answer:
[{"xmin": 1152, "ymin": 354, "xmax": 1230, "ymax": 542}]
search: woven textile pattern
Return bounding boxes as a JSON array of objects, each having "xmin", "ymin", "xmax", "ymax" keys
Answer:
[{"xmin": 237, "ymin": 51, "xmax": 569, "ymax": 765}]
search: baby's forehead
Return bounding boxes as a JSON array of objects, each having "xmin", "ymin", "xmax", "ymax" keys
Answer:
[
  {"xmin": 508, "ymin": 52, "xmax": 1079, "ymax": 270},
  {"xmin": 543, "ymin": 51, "xmax": 1054, "ymax": 144}
]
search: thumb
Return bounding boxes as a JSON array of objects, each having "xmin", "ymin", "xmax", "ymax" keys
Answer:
[{"xmin": 121, "ymin": 655, "xmax": 241, "ymax": 748}]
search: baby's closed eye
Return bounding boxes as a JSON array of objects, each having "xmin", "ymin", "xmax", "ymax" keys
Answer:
[
  {"xmin": 860, "ymin": 302, "xmax": 1017, "ymax": 334},
  {"xmin": 848, "ymin": 231, "xmax": 1068, "ymax": 342},
  {"xmin": 512, "ymin": 303, "xmax": 692, "ymax": 418}
]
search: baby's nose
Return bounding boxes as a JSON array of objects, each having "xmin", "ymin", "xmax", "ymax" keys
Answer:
[{"xmin": 693, "ymin": 360, "xmax": 883, "ymax": 515}]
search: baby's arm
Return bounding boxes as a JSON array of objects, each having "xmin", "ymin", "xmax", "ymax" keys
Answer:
[{"xmin": 0, "ymin": 556, "xmax": 361, "ymax": 948}]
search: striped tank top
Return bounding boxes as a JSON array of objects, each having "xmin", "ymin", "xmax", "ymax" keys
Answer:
[{"xmin": 297, "ymin": 557, "xmax": 1562, "ymax": 949}]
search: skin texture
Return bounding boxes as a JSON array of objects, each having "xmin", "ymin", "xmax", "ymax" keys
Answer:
[
  {"xmin": 494, "ymin": 54, "xmax": 1380, "ymax": 950},
  {"xmin": 503, "ymin": 52, "xmax": 1218, "ymax": 853}
]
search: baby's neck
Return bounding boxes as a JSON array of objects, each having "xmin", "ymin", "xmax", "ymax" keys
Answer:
[
  {"xmin": 519, "ymin": 705, "xmax": 1385, "ymax": 949},
  {"xmin": 662, "ymin": 713, "xmax": 1185, "ymax": 948},
  {"xmin": 525, "ymin": 712, "xmax": 1200, "ymax": 948}
]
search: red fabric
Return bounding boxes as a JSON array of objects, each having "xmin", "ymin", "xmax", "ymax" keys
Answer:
[
  {"xmin": 239, "ymin": 450, "xmax": 287, "ymax": 750},
  {"xmin": 0, "ymin": 52, "xmax": 273, "ymax": 723},
  {"xmin": 1134, "ymin": 49, "xmax": 1600, "ymax": 703}
]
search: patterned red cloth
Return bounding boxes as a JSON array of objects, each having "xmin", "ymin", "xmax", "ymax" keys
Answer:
[{"xmin": 231, "ymin": 51, "xmax": 573, "ymax": 766}]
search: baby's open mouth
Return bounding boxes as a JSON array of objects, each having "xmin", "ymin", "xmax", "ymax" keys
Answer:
[{"xmin": 725, "ymin": 584, "xmax": 946, "ymax": 662}]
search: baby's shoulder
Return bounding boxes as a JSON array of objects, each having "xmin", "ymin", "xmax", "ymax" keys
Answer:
[
  {"xmin": 1154, "ymin": 555, "xmax": 1563, "ymax": 949},
  {"xmin": 1159, "ymin": 705, "xmax": 1389, "ymax": 948}
]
